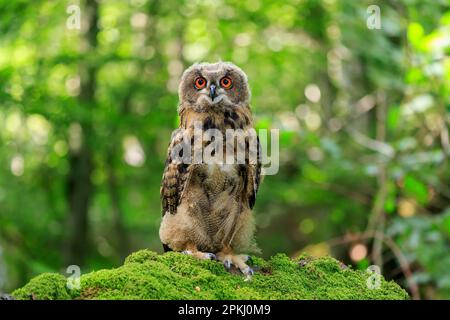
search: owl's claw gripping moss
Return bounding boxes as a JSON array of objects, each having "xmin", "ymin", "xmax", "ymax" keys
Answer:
[
  {"xmin": 243, "ymin": 255, "xmax": 253, "ymax": 264},
  {"xmin": 242, "ymin": 266, "xmax": 254, "ymax": 276},
  {"xmin": 217, "ymin": 252, "xmax": 254, "ymax": 277},
  {"xmin": 182, "ymin": 250, "xmax": 217, "ymax": 260},
  {"xmin": 223, "ymin": 259, "xmax": 232, "ymax": 270},
  {"xmin": 205, "ymin": 253, "xmax": 217, "ymax": 260}
]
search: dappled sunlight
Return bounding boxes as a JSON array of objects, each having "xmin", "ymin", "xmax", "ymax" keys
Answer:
[
  {"xmin": 123, "ymin": 135, "xmax": 145, "ymax": 167},
  {"xmin": 10, "ymin": 155, "xmax": 24, "ymax": 177}
]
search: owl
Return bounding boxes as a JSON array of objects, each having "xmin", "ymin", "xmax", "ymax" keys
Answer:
[{"xmin": 159, "ymin": 62, "xmax": 262, "ymax": 275}]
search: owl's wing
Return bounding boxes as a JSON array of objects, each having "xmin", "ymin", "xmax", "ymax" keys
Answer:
[
  {"xmin": 245, "ymin": 136, "xmax": 262, "ymax": 209},
  {"xmin": 160, "ymin": 129, "xmax": 192, "ymax": 216}
]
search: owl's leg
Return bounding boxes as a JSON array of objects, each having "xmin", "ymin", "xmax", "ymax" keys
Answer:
[
  {"xmin": 216, "ymin": 247, "xmax": 254, "ymax": 276},
  {"xmin": 181, "ymin": 242, "xmax": 217, "ymax": 260}
]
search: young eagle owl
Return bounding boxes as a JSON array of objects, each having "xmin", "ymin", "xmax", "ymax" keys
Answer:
[{"xmin": 159, "ymin": 62, "xmax": 261, "ymax": 275}]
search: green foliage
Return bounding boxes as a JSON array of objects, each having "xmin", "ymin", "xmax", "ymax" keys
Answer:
[
  {"xmin": 388, "ymin": 210, "xmax": 450, "ymax": 299},
  {"xmin": 403, "ymin": 175, "xmax": 428, "ymax": 205},
  {"xmin": 12, "ymin": 250, "xmax": 409, "ymax": 300}
]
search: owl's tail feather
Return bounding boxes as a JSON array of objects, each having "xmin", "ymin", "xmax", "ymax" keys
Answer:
[{"xmin": 162, "ymin": 243, "xmax": 172, "ymax": 252}]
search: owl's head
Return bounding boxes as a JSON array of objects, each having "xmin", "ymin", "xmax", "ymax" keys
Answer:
[{"xmin": 178, "ymin": 62, "xmax": 250, "ymax": 111}]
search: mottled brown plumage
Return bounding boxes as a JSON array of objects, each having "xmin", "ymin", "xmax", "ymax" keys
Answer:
[{"xmin": 159, "ymin": 62, "xmax": 261, "ymax": 275}]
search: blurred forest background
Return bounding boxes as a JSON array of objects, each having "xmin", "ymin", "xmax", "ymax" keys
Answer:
[{"xmin": 0, "ymin": 0, "xmax": 449, "ymax": 299}]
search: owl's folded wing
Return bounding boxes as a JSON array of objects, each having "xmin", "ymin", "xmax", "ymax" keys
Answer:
[
  {"xmin": 245, "ymin": 136, "xmax": 262, "ymax": 209},
  {"xmin": 160, "ymin": 129, "xmax": 192, "ymax": 216}
]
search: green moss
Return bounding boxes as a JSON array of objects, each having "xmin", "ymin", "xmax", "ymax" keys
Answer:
[
  {"xmin": 12, "ymin": 250, "xmax": 409, "ymax": 300},
  {"xmin": 12, "ymin": 273, "xmax": 72, "ymax": 300},
  {"xmin": 124, "ymin": 249, "xmax": 158, "ymax": 264}
]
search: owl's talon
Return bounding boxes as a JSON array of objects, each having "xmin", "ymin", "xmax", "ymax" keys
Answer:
[
  {"xmin": 217, "ymin": 252, "xmax": 254, "ymax": 276},
  {"xmin": 181, "ymin": 248, "xmax": 217, "ymax": 261},
  {"xmin": 241, "ymin": 266, "xmax": 254, "ymax": 276},
  {"xmin": 223, "ymin": 259, "xmax": 232, "ymax": 270},
  {"xmin": 204, "ymin": 253, "xmax": 217, "ymax": 260}
]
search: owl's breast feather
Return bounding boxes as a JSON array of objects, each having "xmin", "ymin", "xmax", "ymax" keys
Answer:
[
  {"xmin": 207, "ymin": 163, "xmax": 235, "ymax": 174},
  {"xmin": 199, "ymin": 163, "xmax": 240, "ymax": 195}
]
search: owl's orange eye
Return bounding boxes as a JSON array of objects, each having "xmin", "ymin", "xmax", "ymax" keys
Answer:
[
  {"xmin": 220, "ymin": 77, "xmax": 232, "ymax": 89},
  {"xmin": 194, "ymin": 77, "xmax": 207, "ymax": 90}
]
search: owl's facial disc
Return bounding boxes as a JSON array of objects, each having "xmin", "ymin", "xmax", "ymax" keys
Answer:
[{"xmin": 179, "ymin": 62, "xmax": 249, "ymax": 110}]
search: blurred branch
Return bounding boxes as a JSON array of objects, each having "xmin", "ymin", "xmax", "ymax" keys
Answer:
[
  {"xmin": 346, "ymin": 127, "xmax": 395, "ymax": 158},
  {"xmin": 65, "ymin": 0, "xmax": 99, "ymax": 266},
  {"xmin": 309, "ymin": 180, "xmax": 371, "ymax": 205},
  {"xmin": 352, "ymin": 94, "xmax": 377, "ymax": 118}
]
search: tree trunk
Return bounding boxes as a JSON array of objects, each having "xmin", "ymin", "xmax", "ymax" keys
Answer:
[
  {"xmin": 65, "ymin": 0, "xmax": 99, "ymax": 266},
  {"xmin": 106, "ymin": 156, "xmax": 130, "ymax": 261}
]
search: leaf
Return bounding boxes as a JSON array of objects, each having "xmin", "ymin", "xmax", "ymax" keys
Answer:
[
  {"xmin": 442, "ymin": 214, "xmax": 450, "ymax": 237},
  {"xmin": 384, "ymin": 181, "xmax": 397, "ymax": 214},
  {"xmin": 387, "ymin": 105, "xmax": 400, "ymax": 131},
  {"xmin": 356, "ymin": 258, "xmax": 369, "ymax": 271},
  {"xmin": 403, "ymin": 175, "xmax": 428, "ymax": 205},
  {"xmin": 279, "ymin": 131, "xmax": 295, "ymax": 146},
  {"xmin": 407, "ymin": 22, "xmax": 424, "ymax": 49}
]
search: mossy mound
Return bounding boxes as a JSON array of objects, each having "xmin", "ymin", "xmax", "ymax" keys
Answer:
[{"xmin": 12, "ymin": 250, "xmax": 409, "ymax": 300}]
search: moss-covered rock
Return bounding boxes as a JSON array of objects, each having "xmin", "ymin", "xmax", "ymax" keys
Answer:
[
  {"xmin": 11, "ymin": 250, "xmax": 409, "ymax": 300},
  {"xmin": 12, "ymin": 273, "xmax": 72, "ymax": 300}
]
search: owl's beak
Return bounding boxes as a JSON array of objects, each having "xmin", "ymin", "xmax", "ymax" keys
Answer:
[{"xmin": 209, "ymin": 84, "xmax": 217, "ymax": 101}]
